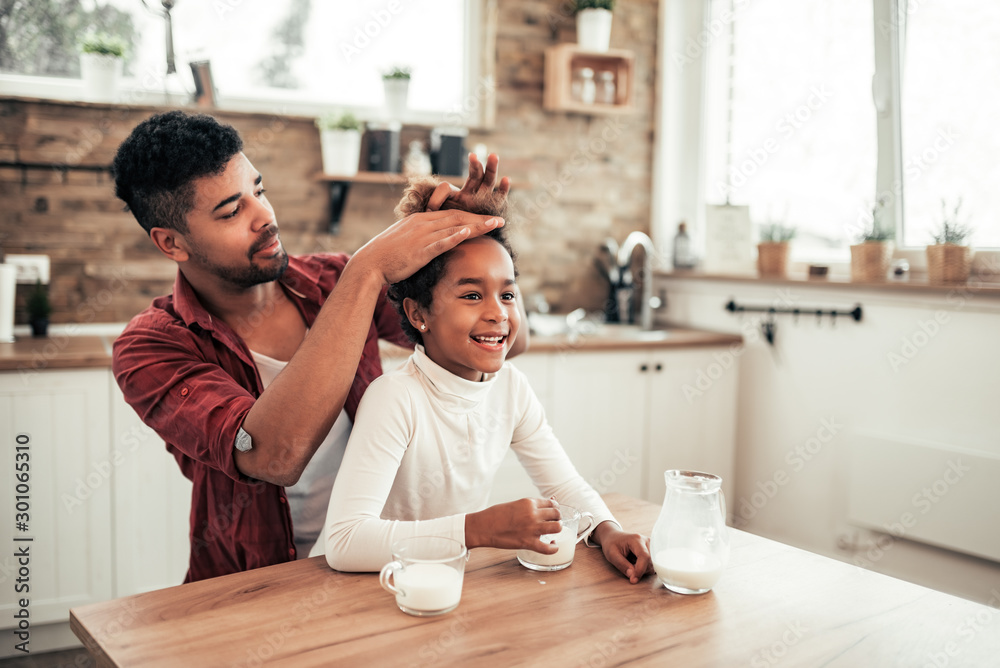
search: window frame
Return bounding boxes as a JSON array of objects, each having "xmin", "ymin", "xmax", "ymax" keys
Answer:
[{"xmin": 0, "ymin": 0, "xmax": 497, "ymax": 129}]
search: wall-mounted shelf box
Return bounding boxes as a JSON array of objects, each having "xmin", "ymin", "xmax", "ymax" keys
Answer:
[{"xmin": 543, "ymin": 44, "xmax": 636, "ymax": 115}]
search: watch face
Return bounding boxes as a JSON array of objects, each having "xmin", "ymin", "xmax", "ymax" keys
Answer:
[{"xmin": 235, "ymin": 428, "xmax": 253, "ymax": 452}]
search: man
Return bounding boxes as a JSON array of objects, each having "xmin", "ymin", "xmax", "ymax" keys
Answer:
[{"xmin": 112, "ymin": 110, "xmax": 517, "ymax": 582}]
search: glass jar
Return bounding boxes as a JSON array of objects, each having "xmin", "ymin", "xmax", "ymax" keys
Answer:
[
  {"xmin": 572, "ymin": 67, "xmax": 596, "ymax": 104},
  {"xmin": 597, "ymin": 71, "xmax": 616, "ymax": 105},
  {"xmin": 650, "ymin": 470, "xmax": 730, "ymax": 594}
]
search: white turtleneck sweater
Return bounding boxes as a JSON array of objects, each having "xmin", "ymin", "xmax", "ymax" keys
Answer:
[{"xmin": 312, "ymin": 345, "xmax": 617, "ymax": 571}]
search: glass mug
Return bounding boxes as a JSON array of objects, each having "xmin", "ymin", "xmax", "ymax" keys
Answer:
[
  {"xmin": 650, "ymin": 470, "xmax": 730, "ymax": 594},
  {"xmin": 517, "ymin": 505, "xmax": 596, "ymax": 571},
  {"xmin": 379, "ymin": 536, "xmax": 467, "ymax": 616}
]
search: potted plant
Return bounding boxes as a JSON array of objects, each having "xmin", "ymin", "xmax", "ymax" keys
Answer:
[
  {"xmin": 316, "ymin": 111, "xmax": 364, "ymax": 177},
  {"xmin": 926, "ymin": 199, "xmax": 972, "ymax": 284},
  {"xmin": 79, "ymin": 33, "xmax": 126, "ymax": 102},
  {"xmin": 850, "ymin": 198, "xmax": 894, "ymax": 282},
  {"xmin": 26, "ymin": 279, "xmax": 52, "ymax": 338},
  {"xmin": 381, "ymin": 66, "xmax": 412, "ymax": 119},
  {"xmin": 574, "ymin": 0, "xmax": 615, "ymax": 52},
  {"xmin": 757, "ymin": 223, "xmax": 795, "ymax": 278}
]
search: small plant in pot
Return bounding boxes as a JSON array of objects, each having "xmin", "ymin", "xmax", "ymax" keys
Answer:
[
  {"xmin": 850, "ymin": 198, "xmax": 895, "ymax": 282},
  {"xmin": 926, "ymin": 199, "xmax": 972, "ymax": 284},
  {"xmin": 757, "ymin": 223, "xmax": 795, "ymax": 278},
  {"xmin": 79, "ymin": 33, "xmax": 127, "ymax": 102},
  {"xmin": 381, "ymin": 66, "xmax": 412, "ymax": 119},
  {"xmin": 574, "ymin": 0, "xmax": 615, "ymax": 52},
  {"xmin": 26, "ymin": 279, "xmax": 52, "ymax": 338},
  {"xmin": 316, "ymin": 110, "xmax": 363, "ymax": 177}
]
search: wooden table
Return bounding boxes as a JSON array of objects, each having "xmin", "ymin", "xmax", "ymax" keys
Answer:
[{"xmin": 71, "ymin": 494, "xmax": 1000, "ymax": 666}]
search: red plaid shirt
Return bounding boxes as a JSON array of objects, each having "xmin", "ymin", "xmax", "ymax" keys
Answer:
[{"xmin": 112, "ymin": 254, "xmax": 411, "ymax": 582}]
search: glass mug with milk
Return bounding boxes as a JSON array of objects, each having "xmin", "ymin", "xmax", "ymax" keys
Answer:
[
  {"xmin": 517, "ymin": 504, "xmax": 595, "ymax": 571},
  {"xmin": 650, "ymin": 470, "xmax": 730, "ymax": 594},
  {"xmin": 379, "ymin": 536, "xmax": 467, "ymax": 616}
]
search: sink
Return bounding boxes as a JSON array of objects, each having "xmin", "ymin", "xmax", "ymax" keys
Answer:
[
  {"xmin": 528, "ymin": 313, "xmax": 672, "ymax": 341},
  {"xmin": 590, "ymin": 324, "xmax": 673, "ymax": 341}
]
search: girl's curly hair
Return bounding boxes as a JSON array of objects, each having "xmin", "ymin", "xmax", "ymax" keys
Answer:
[{"xmin": 387, "ymin": 177, "xmax": 517, "ymax": 345}]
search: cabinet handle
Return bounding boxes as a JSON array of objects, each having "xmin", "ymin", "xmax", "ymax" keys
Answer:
[
  {"xmin": 655, "ymin": 363, "xmax": 663, "ymax": 372},
  {"xmin": 640, "ymin": 364, "xmax": 648, "ymax": 372}
]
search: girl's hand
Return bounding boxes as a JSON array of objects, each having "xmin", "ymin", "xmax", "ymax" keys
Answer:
[
  {"xmin": 426, "ymin": 153, "xmax": 511, "ymax": 212},
  {"xmin": 465, "ymin": 498, "xmax": 562, "ymax": 553},
  {"xmin": 592, "ymin": 522, "xmax": 653, "ymax": 584}
]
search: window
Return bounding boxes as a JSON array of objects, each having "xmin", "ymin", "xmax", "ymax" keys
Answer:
[
  {"xmin": 702, "ymin": 0, "xmax": 877, "ymax": 262},
  {"xmin": 900, "ymin": 1, "xmax": 1000, "ymax": 248},
  {"xmin": 657, "ymin": 0, "xmax": 1000, "ymax": 263},
  {"xmin": 0, "ymin": 0, "xmax": 490, "ymax": 125}
]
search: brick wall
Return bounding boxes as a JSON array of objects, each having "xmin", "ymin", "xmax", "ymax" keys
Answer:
[{"xmin": 0, "ymin": 0, "xmax": 657, "ymax": 324}]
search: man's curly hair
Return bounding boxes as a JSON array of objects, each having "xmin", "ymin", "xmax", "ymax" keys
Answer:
[
  {"xmin": 387, "ymin": 177, "xmax": 517, "ymax": 345},
  {"xmin": 112, "ymin": 111, "xmax": 243, "ymax": 235}
]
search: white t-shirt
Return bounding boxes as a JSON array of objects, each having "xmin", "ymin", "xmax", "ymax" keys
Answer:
[
  {"xmin": 250, "ymin": 348, "xmax": 351, "ymax": 559},
  {"xmin": 312, "ymin": 345, "xmax": 617, "ymax": 571}
]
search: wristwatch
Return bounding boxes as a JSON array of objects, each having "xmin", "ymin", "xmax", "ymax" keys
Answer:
[{"xmin": 235, "ymin": 427, "xmax": 253, "ymax": 453}]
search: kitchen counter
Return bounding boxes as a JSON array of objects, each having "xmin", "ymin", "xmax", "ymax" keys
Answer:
[{"xmin": 1, "ymin": 326, "xmax": 742, "ymax": 371}]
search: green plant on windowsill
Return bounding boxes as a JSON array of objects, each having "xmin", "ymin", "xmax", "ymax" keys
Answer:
[
  {"xmin": 857, "ymin": 197, "xmax": 895, "ymax": 243},
  {"xmin": 316, "ymin": 110, "xmax": 362, "ymax": 132},
  {"xmin": 381, "ymin": 66, "xmax": 412, "ymax": 81},
  {"xmin": 851, "ymin": 197, "xmax": 894, "ymax": 282},
  {"xmin": 930, "ymin": 198, "xmax": 971, "ymax": 245},
  {"xmin": 757, "ymin": 223, "xmax": 794, "ymax": 278},
  {"xmin": 573, "ymin": 0, "xmax": 616, "ymax": 12},
  {"xmin": 927, "ymin": 198, "xmax": 972, "ymax": 284},
  {"xmin": 26, "ymin": 279, "xmax": 52, "ymax": 338},
  {"xmin": 79, "ymin": 33, "xmax": 127, "ymax": 58},
  {"xmin": 760, "ymin": 223, "xmax": 796, "ymax": 243}
]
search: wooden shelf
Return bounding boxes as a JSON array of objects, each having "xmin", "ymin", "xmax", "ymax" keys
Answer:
[
  {"xmin": 314, "ymin": 171, "xmax": 464, "ymax": 186},
  {"xmin": 543, "ymin": 43, "xmax": 636, "ymax": 115},
  {"xmin": 314, "ymin": 172, "xmax": 465, "ymax": 234}
]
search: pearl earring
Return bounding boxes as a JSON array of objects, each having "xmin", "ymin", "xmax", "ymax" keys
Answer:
[{"xmin": 420, "ymin": 324, "xmax": 426, "ymax": 331}]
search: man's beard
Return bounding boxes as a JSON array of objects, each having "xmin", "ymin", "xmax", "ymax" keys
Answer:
[{"xmin": 189, "ymin": 245, "xmax": 290, "ymax": 290}]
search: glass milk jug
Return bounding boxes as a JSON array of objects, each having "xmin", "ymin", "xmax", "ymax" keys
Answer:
[{"xmin": 650, "ymin": 470, "xmax": 730, "ymax": 594}]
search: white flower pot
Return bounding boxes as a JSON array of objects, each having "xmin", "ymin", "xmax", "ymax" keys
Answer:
[
  {"xmin": 80, "ymin": 53, "xmax": 123, "ymax": 102},
  {"xmin": 577, "ymin": 8, "xmax": 613, "ymax": 52},
  {"xmin": 382, "ymin": 78, "xmax": 410, "ymax": 119},
  {"xmin": 319, "ymin": 129, "xmax": 362, "ymax": 176}
]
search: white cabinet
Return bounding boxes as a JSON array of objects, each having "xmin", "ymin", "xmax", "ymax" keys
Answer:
[
  {"xmin": 644, "ymin": 349, "xmax": 737, "ymax": 512},
  {"xmin": 548, "ymin": 351, "xmax": 648, "ymax": 498},
  {"xmin": 0, "ymin": 367, "xmax": 191, "ymax": 647},
  {"xmin": 110, "ymin": 394, "xmax": 191, "ymax": 596},
  {"xmin": 487, "ymin": 347, "xmax": 738, "ymax": 509},
  {"xmin": 0, "ymin": 370, "xmax": 114, "ymax": 626}
]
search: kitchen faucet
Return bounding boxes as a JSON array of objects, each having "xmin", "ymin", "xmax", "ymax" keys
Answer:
[{"xmin": 597, "ymin": 231, "xmax": 659, "ymax": 329}]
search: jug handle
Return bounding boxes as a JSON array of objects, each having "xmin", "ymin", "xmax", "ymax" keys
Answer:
[{"xmin": 719, "ymin": 490, "xmax": 728, "ymax": 525}]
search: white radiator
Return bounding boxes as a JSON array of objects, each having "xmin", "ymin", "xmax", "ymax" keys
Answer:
[{"xmin": 847, "ymin": 433, "xmax": 1000, "ymax": 563}]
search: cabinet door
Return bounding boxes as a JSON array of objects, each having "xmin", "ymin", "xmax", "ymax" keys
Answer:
[
  {"xmin": 646, "ymin": 349, "xmax": 738, "ymax": 512},
  {"xmin": 0, "ymin": 369, "xmax": 113, "ymax": 626},
  {"xmin": 549, "ymin": 351, "xmax": 648, "ymax": 499},
  {"xmin": 489, "ymin": 353, "xmax": 552, "ymax": 504},
  {"xmin": 111, "ymin": 389, "xmax": 192, "ymax": 596}
]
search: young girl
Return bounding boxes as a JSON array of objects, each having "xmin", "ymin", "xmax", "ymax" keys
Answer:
[{"xmin": 312, "ymin": 178, "xmax": 652, "ymax": 584}]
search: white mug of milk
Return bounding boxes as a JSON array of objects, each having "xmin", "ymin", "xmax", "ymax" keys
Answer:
[
  {"xmin": 379, "ymin": 537, "xmax": 467, "ymax": 616},
  {"xmin": 516, "ymin": 505, "xmax": 596, "ymax": 572}
]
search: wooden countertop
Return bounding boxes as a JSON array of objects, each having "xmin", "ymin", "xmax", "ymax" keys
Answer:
[
  {"xmin": 1, "ymin": 327, "xmax": 741, "ymax": 371},
  {"xmin": 70, "ymin": 493, "xmax": 1000, "ymax": 667},
  {"xmin": 0, "ymin": 333, "xmax": 114, "ymax": 371}
]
